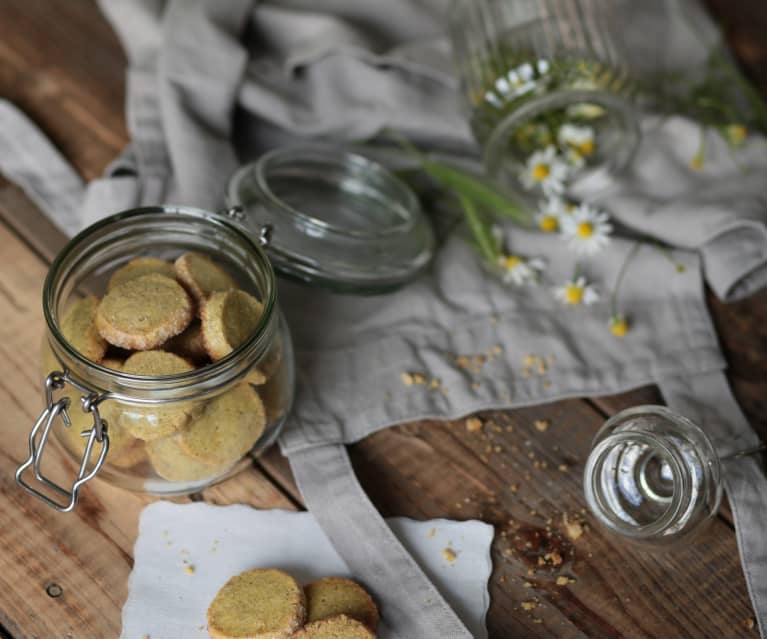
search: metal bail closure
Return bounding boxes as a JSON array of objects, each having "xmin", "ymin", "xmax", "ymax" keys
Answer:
[{"xmin": 15, "ymin": 370, "xmax": 110, "ymax": 513}]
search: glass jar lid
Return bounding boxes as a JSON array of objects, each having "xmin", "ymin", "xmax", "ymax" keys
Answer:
[{"xmin": 226, "ymin": 146, "xmax": 435, "ymax": 294}]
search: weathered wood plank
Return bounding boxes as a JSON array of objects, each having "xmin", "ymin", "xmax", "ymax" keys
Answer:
[
  {"xmin": 0, "ymin": 0, "xmax": 127, "ymax": 178},
  {"xmin": 351, "ymin": 404, "xmax": 755, "ymax": 638}
]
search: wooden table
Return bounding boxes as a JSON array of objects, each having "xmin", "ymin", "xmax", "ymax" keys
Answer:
[{"xmin": 1, "ymin": 2, "xmax": 766, "ymax": 637}]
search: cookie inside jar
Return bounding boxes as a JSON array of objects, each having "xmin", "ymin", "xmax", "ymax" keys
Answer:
[{"xmin": 41, "ymin": 208, "xmax": 294, "ymax": 495}]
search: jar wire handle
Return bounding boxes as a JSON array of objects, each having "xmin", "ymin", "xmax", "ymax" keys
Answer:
[{"xmin": 16, "ymin": 370, "xmax": 110, "ymax": 513}]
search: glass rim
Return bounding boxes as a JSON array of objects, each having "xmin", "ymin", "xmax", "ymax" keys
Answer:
[
  {"xmin": 248, "ymin": 145, "xmax": 420, "ymax": 239},
  {"xmin": 483, "ymin": 88, "xmax": 640, "ymax": 179},
  {"xmin": 583, "ymin": 429, "xmax": 691, "ymax": 540},
  {"xmin": 43, "ymin": 205, "xmax": 278, "ymax": 402}
]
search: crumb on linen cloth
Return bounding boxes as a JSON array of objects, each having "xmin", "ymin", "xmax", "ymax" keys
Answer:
[{"xmin": 442, "ymin": 547, "xmax": 458, "ymax": 563}]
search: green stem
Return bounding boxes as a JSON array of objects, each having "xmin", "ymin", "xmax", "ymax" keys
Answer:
[
  {"xmin": 458, "ymin": 194, "xmax": 499, "ymax": 263},
  {"xmin": 648, "ymin": 240, "xmax": 686, "ymax": 272},
  {"xmin": 709, "ymin": 48, "xmax": 767, "ymax": 133},
  {"xmin": 387, "ymin": 129, "xmax": 533, "ymax": 226},
  {"xmin": 610, "ymin": 241, "xmax": 642, "ymax": 318}
]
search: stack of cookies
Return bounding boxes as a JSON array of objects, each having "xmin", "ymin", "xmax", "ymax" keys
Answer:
[
  {"xmin": 207, "ymin": 569, "xmax": 380, "ymax": 639},
  {"xmin": 51, "ymin": 252, "xmax": 275, "ymax": 483}
]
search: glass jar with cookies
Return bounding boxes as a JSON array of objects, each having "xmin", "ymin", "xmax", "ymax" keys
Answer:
[
  {"xmin": 19, "ymin": 206, "xmax": 294, "ymax": 509},
  {"xmin": 18, "ymin": 147, "xmax": 433, "ymax": 512}
]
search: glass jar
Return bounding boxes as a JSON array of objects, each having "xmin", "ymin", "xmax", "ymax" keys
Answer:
[
  {"xmin": 18, "ymin": 147, "xmax": 434, "ymax": 512},
  {"xmin": 448, "ymin": 0, "xmax": 641, "ymax": 198},
  {"xmin": 583, "ymin": 406, "xmax": 722, "ymax": 546},
  {"xmin": 20, "ymin": 207, "xmax": 294, "ymax": 509}
]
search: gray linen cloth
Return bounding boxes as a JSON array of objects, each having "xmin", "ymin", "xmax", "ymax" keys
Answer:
[{"xmin": 1, "ymin": 0, "xmax": 767, "ymax": 636}]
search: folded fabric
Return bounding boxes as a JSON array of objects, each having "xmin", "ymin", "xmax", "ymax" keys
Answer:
[
  {"xmin": 572, "ymin": 115, "xmax": 767, "ymax": 301},
  {"xmin": 120, "ymin": 502, "xmax": 494, "ymax": 639}
]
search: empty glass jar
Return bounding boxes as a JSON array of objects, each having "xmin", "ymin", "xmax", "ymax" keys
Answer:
[
  {"xmin": 583, "ymin": 406, "xmax": 722, "ymax": 546},
  {"xmin": 448, "ymin": 0, "xmax": 641, "ymax": 198}
]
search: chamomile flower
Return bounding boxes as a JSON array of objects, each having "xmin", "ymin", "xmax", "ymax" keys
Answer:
[
  {"xmin": 497, "ymin": 254, "xmax": 546, "ymax": 286},
  {"xmin": 609, "ymin": 314, "xmax": 629, "ymax": 337},
  {"xmin": 554, "ymin": 276, "xmax": 600, "ymax": 306},
  {"xmin": 534, "ymin": 197, "xmax": 568, "ymax": 233},
  {"xmin": 520, "ymin": 146, "xmax": 569, "ymax": 195},
  {"xmin": 723, "ymin": 123, "xmax": 747, "ymax": 148},
  {"xmin": 559, "ymin": 203, "xmax": 612, "ymax": 256},
  {"xmin": 558, "ymin": 124, "xmax": 596, "ymax": 158}
]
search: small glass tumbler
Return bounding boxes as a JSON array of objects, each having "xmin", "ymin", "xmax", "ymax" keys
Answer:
[
  {"xmin": 448, "ymin": 0, "xmax": 642, "ymax": 198},
  {"xmin": 583, "ymin": 406, "xmax": 723, "ymax": 546}
]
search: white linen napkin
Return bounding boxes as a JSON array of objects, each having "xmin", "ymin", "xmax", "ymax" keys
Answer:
[{"xmin": 120, "ymin": 502, "xmax": 494, "ymax": 639}]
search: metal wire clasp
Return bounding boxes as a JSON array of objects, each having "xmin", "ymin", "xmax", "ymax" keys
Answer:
[{"xmin": 15, "ymin": 370, "xmax": 110, "ymax": 513}]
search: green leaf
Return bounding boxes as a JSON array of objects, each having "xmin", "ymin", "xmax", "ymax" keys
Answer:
[
  {"xmin": 458, "ymin": 194, "xmax": 499, "ymax": 263},
  {"xmin": 421, "ymin": 160, "xmax": 532, "ymax": 226}
]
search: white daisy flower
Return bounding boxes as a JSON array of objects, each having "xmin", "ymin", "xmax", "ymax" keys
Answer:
[
  {"xmin": 519, "ymin": 146, "xmax": 569, "ymax": 195},
  {"xmin": 554, "ymin": 276, "xmax": 600, "ymax": 306},
  {"xmin": 497, "ymin": 254, "xmax": 546, "ymax": 286},
  {"xmin": 558, "ymin": 124, "xmax": 596, "ymax": 166},
  {"xmin": 559, "ymin": 203, "xmax": 612, "ymax": 256},
  {"xmin": 534, "ymin": 197, "xmax": 568, "ymax": 233}
]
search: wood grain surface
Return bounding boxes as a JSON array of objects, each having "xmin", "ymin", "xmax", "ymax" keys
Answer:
[{"xmin": 0, "ymin": 1, "xmax": 765, "ymax": 638}]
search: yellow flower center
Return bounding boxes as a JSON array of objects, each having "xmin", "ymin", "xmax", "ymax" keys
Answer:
[
  {"xmin": 577, "ymin": 140, "xmax": 595, "ymax": 156},
  {"xmin": 532, "ymin": 163, "xmax": 550, "ymax": 181},
  {"xmin": 564, "ymin": 285, "xmax": 583, "ymax": 304},
  {"xmin": 726, "ymin": 124, "xmax": 747, "ymax": 146},
  {"xmin": 610, "ymin": 318, "xmax": 629, "ymax": 337},
  {"xmin": 689, "ymin": 153, "xmax": 704, "ymax": 171},
  {"xmin": 576, "ymin": 222, "xmax": 594, "ymax": 238},
  {"xmin": 503, "ymin": 255, "xmax": 523, "ymax": 270},
  {"xmin": 539, "ymin": 215, "xmax": 559, "ymax": 233}
]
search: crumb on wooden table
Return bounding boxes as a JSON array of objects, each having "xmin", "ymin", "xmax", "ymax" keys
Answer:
[
  {"xmin": 521, "ymin": 600, "xmax": 538, "ymax": 611},
  {"xmin": 563, "ymin": 513, "xmax": 584, "ymax": 541},
  {"xmin": 534, "ymin": 419, "xmax": 549, "ymax": 432},
  {"xmin": 556, "ymin": 576, "xmax": 569, "ymax": 586},
  {"xmin": 465, "ymin": 417, "xmax": 483, "ymax": 432}
]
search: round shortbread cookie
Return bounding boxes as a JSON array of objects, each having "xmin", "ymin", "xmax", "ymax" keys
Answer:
[
  {"xmin": 174, "ymin": 252, "xmax": 236, "ymax": 304},
  {"xmin": 100, "ymin": 357, "xmax": 125, "ymax": 371},
  {"xmin": 96, "ymin": 273, "xmax": 193, "ymax": 351},
  {"xmin": 288, "ymin": 615, "xmax": 376, "ymax": 639},
  {"xmin": 107, "ymin": 257, "xmax": 176, "ymax": 291},
  {"xmin": 207, "ymin": 568, "xmax": 306, "ymax": 639},
  {"xmin": 60, "ymin": 296, "xmax": 107, "ymax": 362},
  {"xmin": 201, "ymin": 290, "xmax": 264, "ymax": 361},
  {"xmin": 147, "ymin": 432, "xmax": 229, "ymax": 482},
  {"xmin": 163, "ymin": 319, "xmax": 208, "ymax": 363},
  {"xmin": 107, "ymin": 437, "xmax": 146, "ymax": 469},
  {"xmin": 179, "ymin": 383, "xmax": 265, "ymax": 466},
  {"xmin": 304, "ymin": 578, "xmax": 378, "ymax": 630},
  {"xmin": 119, "ymin": 351, "xmax": 199, "ymax": 440}
]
